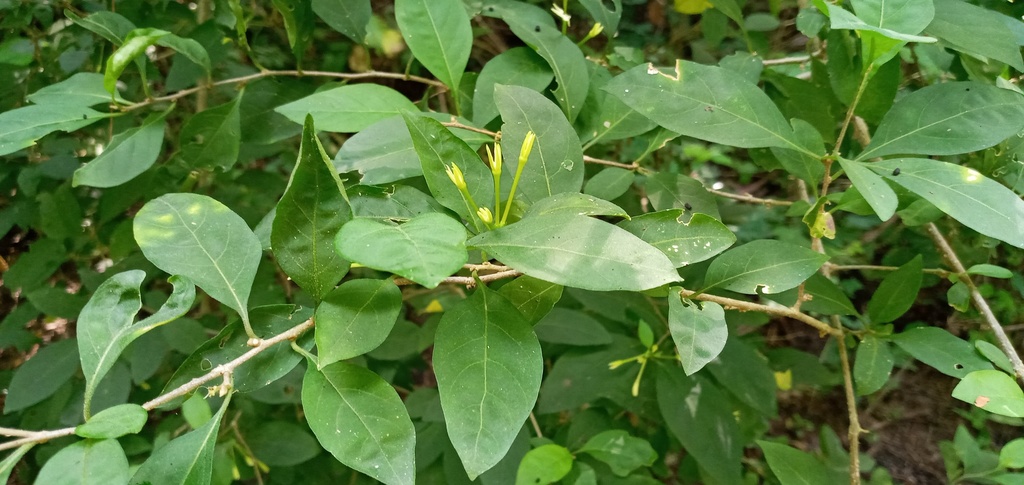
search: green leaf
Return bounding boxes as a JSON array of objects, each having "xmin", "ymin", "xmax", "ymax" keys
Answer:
[
  {"xmin": 74, "ymin": 105, "xmax": 171, "ymax": 188},
  {"xmin": 315, "ymin": 279, "xmax": 403, "ymax": 367},
  {"xmin": 473, "ymin": 47, "xmax": 553, "ymax": 126},
  {"xmin": 468, "ymin": 214, "xmax": 679, "ymax": 291},
  {"xmin": 275, "ymin": 84, "xmax": 418, "ymax": 133},
  {"xmin": 869, "ymin": 159, "xmax": 1024, "ymax": 248},
  {"xmin": 271, "ymin": 0, "xmax": 314, "ymax": 64},
  {"xmin": 657, "ymin": 368, "xmax": 743, "ymax": 485},
  {"xmin": 395, "ymin": 0, "xmax": 471, "ymax": 95},
  {"xmin": 867, "ymin": 255, "xmax": 922, "ymax": 323},
  {"xmin": 303, "ymin": 361, "xmax": 416, "ymax": 485},
  {"xmin": 618, "ymin": 211, "xmax": 735, "ymax": 268},
  {"xmin": 104, "ymin": 29, "xmax": 169, "ymax": 93},
  {"xmin": 312, "ymin": 0, "xmax": 371, "ymax": 43},
  {"xmin": 523, "ymin": 193, "xmax": 628, "ymax": 219},
  {"xmin": 349, "ymin": 184, "xmax": 447, "ymax": 222},
  {"xmin": 579, "ymin": 0, "xmax": 622, "ymax": 33},
  {"xmin": 583, "ymin": 167, "xmax": 634, "ymax": 201},
  {"xmin": 79, "ymin": 270, "xmax": 194, "ymax": 417},
  {"xmin": 161, "ymin": 305, "xmax": 313, "ymax": 400},
  {"xmin": 129, "ymin": 395, "xmax": 230, "ymax": 485},
  {"xmin": 27, "ymin": 72, "xmax": 127, "ymax": 107},
  {"xmin": 706, "ymin": 338, "xmax": 778, "ymax": 416},
  {"xmin": 758, "ymin": 441, "xmax": 830, "ymax": 485},
  {"xmin": 999, "ymin": 438, "xmax": 1024, "ymax": 469},
  {"xmin": 434, "ymin": 285, "xmax": 543, "ymax": 479},
  {"xmin": 952, "ymin": 370, "xmax": 1024, "ymax": 418},
  {"xmin": 850, "ymin": 0, "xmax": 934, "ymax": 36},
  {"xmin": 272, "ymin": 115, "xmax": 352, "ymax": 302},
  {"xmin": 606, "ymin": 61, "xmax": 806, "ymax": 152},
  {"xmin": 644, "ymin": 172, "xmax": 720, "ymax": 219},
  {"xmin": 403, "ymin": 112, "xmax": 494, "ymax": 221},
  {"xmin": 579, "ymin": 430, "xmax": 657, "ymax": 476},
  {"xmin": 0, "ymin": 104, "xmax": 111, "ymax": 157},
  {"xmin": 65, "ymin": 9, "xmax": 136, "ymax": 44},
  {"xmin": 134, "ymin": 193, "xmax": 262, "ymax": 332},
  {"xmin": 76, "ymin": 404, "xmax": 148, "ymax": 439},
  {"xmin": 495, "ymin": 84, "xmax": 585, "ymax": 204},
  {"xmin": 0, "ymin": 444, "xmax": 33, "ymax": 484},
  {"xmin": 890, "ymin": 327, "xmax": 993, "ymax": 378},
  {"xmin": 178, "ymin": 94, "xmax": 242, "ymax": 171},
  {"xmin": 533, "ymin": 308, "xmax": 612, "ymax": 346},
  {"xmin": 335, "ymin": 214, "xmax": 468, "ymax": 288},
  {"xmin": 156, "ymin": 33, "xmax": 211, "ymax": 74},
  {"xmin": 5, "ymin": 338, "xmax": 79, "ymax": 414},
  {"xmin": 976, "ymin": 340, "xmax": 1015, "ymax": 374},
  {"xmin": 854, "ymin": 336, "xmax": 894, "ymax": 395},
  {"xmin": 967, "ymin": 264, "xmax": 1014, "ymax": 279},
  {"xmin": 858, "ymin": 83, "xmax": 1024, "ymax": 160},
  {"xmin": 496, "ymin": 275, "xmax": 563, "ymax": 324},
  {"xmin": 515, "ymin": 445, "xmax": 573, "ymax": 485},
  {"xmin": 500, "ymin": 13, "xmax": 589, "ymax": 122},
  {"xmin": 836, "ymin": 158, "xmax": 897, "ymax": 221},
  {"xmin": 702, "ymin": 240, "xmax": 829, "ymax": 294},
  {"xmin": 770, "ymin": 119, "xmax": 826, "ymax": 188},
  {"xmin": 246, "ymin": 421, "xmax": 321, "ymax": 467},
  {"xmin": 669, "ymin": 290, "xmax": 727, "ymax": 376},
  {"xmin": 924, "ymin": 0, "xmax": 1024, "ymax": 71},
  {"xmin": 577, "ymin": 63, "xmax": 658, "ymax": 147},
  {"xmin": 37, "ymin": 439, "xmax": 130, "ymax": 485}
]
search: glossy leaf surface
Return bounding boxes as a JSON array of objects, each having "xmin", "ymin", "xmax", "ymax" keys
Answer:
[{"xmin": 500, "ymin": 14, "xmax": 589, "ymax": 122}]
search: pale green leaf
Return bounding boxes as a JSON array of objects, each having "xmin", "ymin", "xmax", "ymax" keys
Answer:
[
  {"xmin": 468, "ymin": 214, "xmax": 680, "ymax": 291},
  {"xmin": 759, "ymin": 441, "xmax": 830, "ymax": 485},
  {"xmin": 495, "ymin": 84, "xmax": 584, "ymax": 204},
  {"xmin": 129, "ymin": 395, "xmax": 230, "ymax": 485},
  {"xmin": 312, "ymin": 0, "xmax": 370, "ymax": 43},
  {"xmin": 156, "ymin": 33, "xmax": 211, "ymax": 73},
  {"xmin": 515, "ymin": 445, "xmax": 574, "ymax": 485},
  {"xmin": 272, "ymin": 115, "xmax": 352, "ymax": 302},
  {"xmin": 134, "ymin": 193, "xmax": 262, "ymax": 331},
  {"xmin": 859, "ymin": 83, "xmax": 1024, "ymax": 160},
  {"xmin": 74, "ymin": 106, "xmax": 171, "ymax": 188},
  {"xmin": 473, "ymin": 47, "xmax": 553, "ymax": 126},
  {"xmin": 890, "ymin": 327, "xmax": 993, "ymax": 378},
  {"xmin": 976, "ymin": 340, "xmax": 1015, "ymax": 375},
  {"xmin": 669, "ymin": 289, "xmax": 727, "ymax": 376},
  {"xmin": 867, "ymin": 255, "xmax": 922, "ymax": 323},
  {"xmin": 854, "ymin": 336, "xmax": 894, "ymax": 395},
  {"xmin": 870, "ymin": 159, "xmax": 1024, "ymax": 248},
  {"xmin": 37, "ymin": 439, "xmax": 130, "ymax": 485},
  {"xmin": 702, "ymin": 240, "xmax": 829, "ymax": 294},
  {"xmin": 315, "ymin": 279, "xmax": 403, "ymax": 367},
  {"xmin": 395, "ymin": 0, "xmax": 472, "ymax": 94},
  {"xmin": 952, "ymin": 370, "xmax": 1024, "ymax": 418},
  {"xmin": 76, "ymin": 404, "xmax": 148, "ymax": 439},
  {"xmin": 827, "ymin": 4, "xmax": 935, "ymax": 43},
  {"xmin": 434, "ymin": 285, "xmax": 543, "ymax": 479},
  {"xmin": 335, "ymin": 214, "xmax": 468, "ymax": 288},
  {"xmin": 275, "ymin": 84, "xmax": 418, "ymax": 133},
  {"xmin": 579, "ymin": 430, "xmax": 657, "ymax": 476},
  {"xmin": 851, "ymin": 0, "xmax": 934, "ymax": 36},
  {"xmin": 302, "ymin": 361, "xmax": 416, "ymax": 485},
  {"xmin": 618, "ymin": 211, "xmax": 735, "ymax": 267},
  {"xmin": 836, "ymin": 158, "xmax": 897, "ymax": 221}
]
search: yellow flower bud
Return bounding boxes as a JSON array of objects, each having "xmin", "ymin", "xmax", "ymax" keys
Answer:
[
  {"xmin": 445, "ymin": 164, "xmax": 466, "ymax": 190},
  {"xmin": 487, "ymin": 143, "xmax": 503, "ymax": 176},
  {"xmin": 477, "ymin": 207, "xmax": 494, "ymax": 225},
  {"xmin": 588, "ymin": 22, "xmax": 605, "ymax": 39},
  {"xmin": 518, "ymin": 131, "xmax": 537, "ymax": 166}
]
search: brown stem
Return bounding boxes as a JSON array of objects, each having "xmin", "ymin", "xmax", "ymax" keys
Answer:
[
  {"xmin": 708, "ymin": 189, "xmax": 794, "ymax": 207},
  {"xmin": 676, "ymin": 288, "xmax": 841, "ymax": 337},
  {"xmin": 582, "ymin": 155, "xmax": 639, "ymax": 170},
  {"xmin": 836, "ymin": 318, "xmax": 863, "ymax": 485}
]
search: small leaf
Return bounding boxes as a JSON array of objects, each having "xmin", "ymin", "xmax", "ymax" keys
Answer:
[
  {"xmin": 473, "ymin": 47, "xmax": 553, "ymax": 126},
  {"xmin": 76, "ymin": 404, "xmax": 148, "ymax": 439},
  {"xmin": 395, "ymin": 0, "xmax": 472, "ymax": 94},
  {"xmin": 836, "ymin": 157, "xmax": 897, "ymax": 221},
  {"xmin": 515, "ymin": 445, "xmax": 574, "ymax": 485},
  {"xmin": 579, "ymin": 430, "xmax": 657, "ymax": 476},
  {"xmin": 178, "ymin": 94, "xmax": 242, "ymax": 171},
  {"xmin": 890, "ymin": 327, "xmax": 993, "ymax": 378},
  {"xmin": 669, "ymin": 289, "xmax": 727, "ymax": 376},
  {"xmin": 952, "ymin": 370, "xmax": 1024, "ymax": 418},
  {"xmin": 468, "ymin": 214, "xmax": 680, "ymax": 291},
  {"xmin": 967, "ymin": 264, "xmax": 1013, "ymax": 279},
  {"xmin": 702, "ymin": 240, "xmax": 829, "ymax": 294},
  {"xmin": 74, "ymin": 106, "xmax": 171, "ymax": 188},
  {"xmin": 496, "ymin": 275, "xmax": 563, "ymax": 324},
  {"xmin": 302, "ymin": 361, "xmax": 416, "ymax": 485},
  {"xmin": 870, "ymin": 159, "xmax": 1024, "ymax": 248},
  {"xmin": 272, "ymin": 115, "xmax": 352, "ymax": 302},
  {"xmin": 976, "ymin": 340, "xmax": 1015, "ymax": 375},
  {"xmin": 315, "ymin": 279, "xmax": 403, "ymax": 367},
  {"xmin": 867, "ymin": 255, "xmax": 922, "ymax": 324},
  {"xmin": 618, "ymin": 210, "xmax": 735, "ymax": 267},
  {"xmin": 129, "ymin": 395, "xmax": 230, "ymax": 485},
  {"xmin": 758, "ymin": 441, "xmax": 831, "ymax": 485},
  {"xmin": 858, "ymin": 83, "xmax": 1024, "ymax": 160},
  {"xmin": 275, "ymin": 84, "xmax": 418, "ymax": 133},
  {"xmin": 854, "ymin": 336, "xmax": 894, "ymax": 395},
  {"xmin": 434, "ymin": 285, "xmax": 543, "ymax": 479},
  {"xmin": 335, "ymin": 214, "xmax": 468, "ymax": 288},
  {"xmin": 134, "ymin": 193, "xmax": 262, "ymax": 332},
  {"xmin": 5, "ymin": 338, "xmax": 79, "ymax": 414},
  {"xmin": 312, "ymin": 0, "xmax": 371, "ymax": 43},
  {"xmin": 999, "ymin": 438, "xmax": 1024, "ymax": 469},
  {"xmin": 37, "ymin": 439, "xmax": 130, "ymax": 485},
  {"xmin": 495, "ymin": 84, "xmax": 585, "ymax": 204}
]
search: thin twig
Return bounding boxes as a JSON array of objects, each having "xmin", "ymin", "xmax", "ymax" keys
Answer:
[
  {"xmin": 708, "ymin": 189, "xmax": 794, "ymax": 207},
  {"xmin": 924, "ymin": 223, "xmax": 1024, "ymax": 382},
  {"xmin": 676, "ymin": 288, "xmax": 841, "ymax": 337},
  {"xmin": 529, "ymin": 412, "xmax": 543, "ymax": 438},
  {"xmin": 824, "ymin": 263, "xmax": 952, "ymax": 278},
  {"xmin": 393, "ymin": 270, "xmax": 522, "ymax": 287},
  {"xmin": 582, "ymin": 155, "xmax": 638, "ymax": 170},
  {"xmin": 441, "ymin": 120, "xmax": 497, "ymax": 138},
  {"xmin": 122, "ymin": 70, "xmax": 447, "ymax": 111},
  {"xmin": 762, "ymin": 54, "xmax": 812, "ymax": 66},
  {"xmin": 0, "ymin": 318, "xmax": 316, "ymax": 453},
  {"xmin": 835, "ymin": 318, "xmax": 864, "ymax": 485},
  {"xmin": 0, "ymin": 427, "xmax": 38, "ymax": 438}
]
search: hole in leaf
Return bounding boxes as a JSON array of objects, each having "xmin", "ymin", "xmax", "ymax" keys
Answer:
[
  {"xmin": 535, "ymin": 25, "xmax": 541, "ymax": 32},
  {"xmin": 953, "ymin": 363, "xmax": 964, "ymax": 370}
]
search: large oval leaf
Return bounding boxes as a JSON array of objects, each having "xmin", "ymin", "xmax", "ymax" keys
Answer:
[
  {"xmin": 870, "ymin": 158, "xmax": 1024, "ymax": 248},
  {"xmin": 606, "ymin": 61, "xmax": 806, "ymax": 152},
  {"xmin": 495, "ymin": 84, "xmax": 584, "ymax": 204},
  {"xmin": 858, "ymin": 82, "xmax": 1024, "ymax": 160},
  {"xmin": 335, "ymin": 213, "xmax": 468, "ymax": 288},
  {"xmin": 275, "ymin": 84, "xmax": 417, "ymax": 133},
  {"xmin": 702, "ymin": 240, "xmax": 829, "ymax": 294},
  {"xmin": 434, "ymin": 285, "xmax": 543, "ymax": 479},
  {"xmin": 302, "ymin": 361, "xmax": 416, "ymax": 485},
  {"xmin": 134, "ymin": 193, "xmax": 262, "ymax": 332},
  {"xmin": 129, "ymin": 395, "xmax": 230, "ymax": 485},
  {"xmin": 272, "ymin": 115, "xmax": 352, "ymax": 302},
  {"xmin": 617, "ymin": 210, "xmax": 735, "ymax": 267},
  {"xmin": 395, "ymin": 0, "xmax": 471, "ymax": 95},
  {"xmin": 468, "ymin": 214, "xmax": 680, "ymax": 291},
  {"xmin": 669, "ymin": 288, "xmax": 727, "ymax": 376},
  {"xmin": 315, "ymin": 279, "xmax": 403, "ymax": 368}
]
